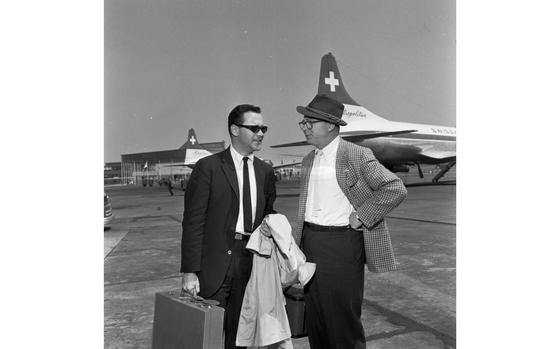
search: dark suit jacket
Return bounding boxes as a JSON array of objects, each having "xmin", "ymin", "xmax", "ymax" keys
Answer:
[{"xmin": 180, "ymin": 147, "xmax": 277, "ymax": 298}]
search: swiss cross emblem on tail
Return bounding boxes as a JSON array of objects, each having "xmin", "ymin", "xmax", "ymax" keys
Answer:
[
  {"xmin": 186, "ymin": 129, "xmax": 199, "ymax": 146},
  {"xmin": 324, "ymin": 71, "xmax": 339, "ymax": 92}
]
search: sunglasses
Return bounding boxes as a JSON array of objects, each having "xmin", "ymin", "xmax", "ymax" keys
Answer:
[{"xmin": 235, "ymin": 124, "xmax": 268, "ymax": 134}]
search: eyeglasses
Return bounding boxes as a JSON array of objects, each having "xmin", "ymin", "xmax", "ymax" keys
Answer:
[
  {"xmin": 298, "ymin": 119, "xmax": 322, "ymax": 130},
  {"xmin": 235, "ymin": 124, "xmax": 268, "ymax": 134}
]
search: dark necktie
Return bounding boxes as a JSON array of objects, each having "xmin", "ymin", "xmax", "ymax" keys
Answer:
[{"xmin": 242, "ymin": 157, "xmax": 252, "ymax": 233}]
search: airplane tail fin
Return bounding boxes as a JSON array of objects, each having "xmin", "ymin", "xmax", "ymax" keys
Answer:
[
  {"xmin": 183, "ymin": 128, "xmax": 212, "ymax": 165},
  {"xmin": 318, "ymin": 53, "xmax": 388, "ymax": 125},
  {"xmin": 318, "ymin": 53, "xmax": 359, "ymax": 106},
  {"xmin": 185, "ymin": 128, "xmax": 203, "ymax": 149}
]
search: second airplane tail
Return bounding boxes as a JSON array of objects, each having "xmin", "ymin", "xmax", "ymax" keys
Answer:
[{"xmin": 183, "ymin": 128, "xmax": 212, "ymax": 165}]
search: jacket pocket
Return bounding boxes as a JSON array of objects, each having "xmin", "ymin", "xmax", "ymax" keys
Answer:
[{"xmin": 345, "ymin": 169, "xmax": 359, "ymax": 188}]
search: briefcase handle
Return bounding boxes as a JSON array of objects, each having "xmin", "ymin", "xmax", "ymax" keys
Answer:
[{"xmin": 178, "ymin": 289, "xmax": 220, "ymax": 308}]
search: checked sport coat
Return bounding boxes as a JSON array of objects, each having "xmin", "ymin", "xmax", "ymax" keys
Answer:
[{"xmin": 292, "ymin": 138, "xmax": 407, "ymax": 273}]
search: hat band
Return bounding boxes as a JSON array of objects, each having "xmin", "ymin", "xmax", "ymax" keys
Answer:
[{"xmin": 305, "ymin": 106, "xmax": 342, "ymax": 121}]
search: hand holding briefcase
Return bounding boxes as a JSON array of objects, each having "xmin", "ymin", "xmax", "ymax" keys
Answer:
[{"xmin": 152, "ymin": 290, "xmax": 224, "ymax": 349}]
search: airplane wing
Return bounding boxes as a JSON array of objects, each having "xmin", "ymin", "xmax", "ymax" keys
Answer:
[
  {"xmin": 272, "ymin": 162, "xmax": 302, "ymax": 169},
  {"xmin": 270, "ymin": 130, "xmax": 417, "ymax": 148},
  {"xmin": 341, "ymin": 130, "xmax": 417, "ymax": 142},
  {"xmin": 270, "ymin": 140, "xmax": 310, "ymax": 148},
  {"xmin": 160, "ymin": 163, "xmax": 196, "ymax": 169}
]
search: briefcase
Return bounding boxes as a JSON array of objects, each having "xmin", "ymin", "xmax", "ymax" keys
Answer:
[
  {"xmin": 284, "ymin": 287, "xmax": 307, "ymax": 338},
  {"xmin": 152, "ymin": 290, "xmax": 224, "ymax": 349}
]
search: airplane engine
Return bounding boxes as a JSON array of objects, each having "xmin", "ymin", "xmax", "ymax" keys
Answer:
[{"xmin": 388, "ymin": 164, "xmax": 410, "ymax": 173}]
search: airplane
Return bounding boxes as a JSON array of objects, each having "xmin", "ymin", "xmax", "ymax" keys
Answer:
[
  {"xmin": 271, "ymin": 53, "xmax": 456, "ymax": 183},
  {"xmin": 165, "ymin": 128, "xmax": 296, "ymax": 173},
  {"xmin": 159, "ymin": 128, "xmax": 214, "ymax": 170},
  {"xmin": 182, "ymin": 128, "xmax": 213, "ymax": 167}
]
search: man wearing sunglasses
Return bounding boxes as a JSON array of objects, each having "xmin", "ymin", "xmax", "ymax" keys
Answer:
[
  {"xmin": 180, "ymin": 104, "xmax": 276, "ymax": 349},
  {"xmin": 292, "ymin": 94, "xmax": 407, "ymax": 349}
]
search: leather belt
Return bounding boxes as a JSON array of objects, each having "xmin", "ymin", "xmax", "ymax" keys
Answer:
[
  {"xmin": 304, "ymin": 222, "xmax": 358, "ymax": 232},
  {"xmin": 234, "ymin": 232, "xmax": 251, "ymax": 240}
]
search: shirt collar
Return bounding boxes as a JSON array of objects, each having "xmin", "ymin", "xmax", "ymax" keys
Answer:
[
  {"xmin": 316, "ymin": 136, "xmax": 340, "ymax": 158},
  {"xmin": 230, "ymin": 145, "xmax": 254, "ymax": 165}
]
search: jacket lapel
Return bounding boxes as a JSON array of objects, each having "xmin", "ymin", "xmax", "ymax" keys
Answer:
[
  {"xmin": 298, "ymin": 151, "xmax": 315, "ymax": 222},
  {"xmin": 335, "ymin": 140, "xmax": 352, "ymax": 200},
  {"xmin": 220, "ymin": 148, "xmax": 239, "ymax": 200}
]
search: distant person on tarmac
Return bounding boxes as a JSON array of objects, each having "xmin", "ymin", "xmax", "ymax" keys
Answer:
[
  {"xmin": 167, "ymin": 179, "xmax": 174, "ymax": 196},
  {"xmin": 292, "ymin": 94, "xmax": 407, "ymax": 349},
  {"xmin": 180, "ymin": 104, "xmax": 276, "ymax": 349}
]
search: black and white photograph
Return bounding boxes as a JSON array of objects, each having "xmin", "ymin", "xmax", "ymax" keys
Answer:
[
  {"xmin": 104, "ymin": 1, "xmax": 455, "ymax": 348},
  {"xmin": 6, "ymin": 0, "xmax": 560, "ymax": 348},
  {"xmin": 6, "ymin": 1, "xmax": 560, "ymax": 349}
]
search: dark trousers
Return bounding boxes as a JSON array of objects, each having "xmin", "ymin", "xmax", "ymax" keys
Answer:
[
  {"xmin": 302, "ymin": 224, "xmax": 366, "ymax": 349},
  {"xmin": 208, "ymin": 238, "xmax": 252, "ymax": 349}
]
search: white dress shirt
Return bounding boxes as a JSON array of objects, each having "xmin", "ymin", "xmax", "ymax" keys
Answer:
[
  {"xmin": 230, "ymin": 146, "xmax": 257, "ymax": 233},
  {"xmin": 305, "ymin": 136, "xmax": 354, "ymax": 226}
]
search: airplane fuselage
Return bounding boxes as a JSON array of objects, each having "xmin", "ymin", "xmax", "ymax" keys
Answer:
[{"xmin": 341, "ymin": 105, "xmax": 456, "ymax": 166}]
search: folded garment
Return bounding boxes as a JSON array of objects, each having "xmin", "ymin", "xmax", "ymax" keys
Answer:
[
  {"xmin": 248, "ymin": 214, "xmax": 316, "ymax": 287},
  {"xmin": 238, "ymin": 214, "xmax": 315, "ymax": 348}
]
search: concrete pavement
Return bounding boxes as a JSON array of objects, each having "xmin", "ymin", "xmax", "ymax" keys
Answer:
[{"xmin": 105, "ymin": 178, "xmax": 455, "ymax": 348}]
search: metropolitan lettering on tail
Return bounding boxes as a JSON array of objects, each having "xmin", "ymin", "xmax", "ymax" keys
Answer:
[{"xmin": 272, "ymin": 53, "xmax": 456, "ymax": 182}]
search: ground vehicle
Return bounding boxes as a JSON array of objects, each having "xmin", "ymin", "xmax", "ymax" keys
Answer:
[{"xmin": 104, "ymin": 193, "xmax": 113, "ymax": 228}]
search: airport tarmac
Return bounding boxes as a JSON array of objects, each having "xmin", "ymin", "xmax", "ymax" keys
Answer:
[{"xmin": 104, "ymin": 177, "xmax": 455, "ymax": 349}]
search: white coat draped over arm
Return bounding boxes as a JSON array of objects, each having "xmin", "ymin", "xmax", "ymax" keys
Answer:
[{"xmin": 236, "ymin": 214, "xmax": 316, "ymax": 349}]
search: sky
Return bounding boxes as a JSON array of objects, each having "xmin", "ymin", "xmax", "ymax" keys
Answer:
[{"xmin": 105, "ymin": 0, "xmax": 455, "ymax": 163}]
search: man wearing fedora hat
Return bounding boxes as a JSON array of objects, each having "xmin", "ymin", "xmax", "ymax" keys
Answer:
[{"xmin": 292, "ymin": 94, "xmax": 407, "ymax": 349}]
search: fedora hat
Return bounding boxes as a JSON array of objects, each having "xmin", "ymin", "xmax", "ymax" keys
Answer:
[{"xmin": 296, "ymin": 94, "xmax": 347, "ymax": 126}]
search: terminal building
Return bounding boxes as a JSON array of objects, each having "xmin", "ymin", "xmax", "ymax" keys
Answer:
[
  {"xmin": 109, "ymin": 136, "xmax": 226, "ymax": 186},
  {"xmin": 104, "ymin": 131, "xmax": 304, "ymax": 186}
]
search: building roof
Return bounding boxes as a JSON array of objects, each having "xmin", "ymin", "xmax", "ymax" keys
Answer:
[
  {"xmin": 179, "ymin": 140, "xmax": 225, "ymax": 152},
  {"xmin": 121, "ymin": 141, "xmax": 226, "ymax": 164}
]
